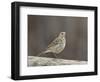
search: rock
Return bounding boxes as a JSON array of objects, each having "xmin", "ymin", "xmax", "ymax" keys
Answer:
[{"xmin": 28, "ymin": 56, "xmax": 87, "ymax": 66}]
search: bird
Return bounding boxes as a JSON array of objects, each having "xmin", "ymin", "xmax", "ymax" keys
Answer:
[{"xmin": 38, "ymin": 32, "xmax": 66, "ymax": 58}]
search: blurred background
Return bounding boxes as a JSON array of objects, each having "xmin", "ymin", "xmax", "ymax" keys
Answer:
[{"xmin": 28, "ymin": 15, "xmax": 87, "ymax": 61}]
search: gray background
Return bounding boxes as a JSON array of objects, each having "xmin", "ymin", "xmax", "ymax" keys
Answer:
[{"xmin": 28, "ymin": 15, "xmax": 88, "ymax": 61}]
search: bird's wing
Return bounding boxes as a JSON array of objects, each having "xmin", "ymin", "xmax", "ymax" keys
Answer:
[{"xmin": 47, "ymin": 37, "xmax": 59, "ymax": 48}]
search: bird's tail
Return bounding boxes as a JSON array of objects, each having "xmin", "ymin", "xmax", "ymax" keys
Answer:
[{"xmin": 37, "ymin": 50, "xmax": 50, "ymax": 57}]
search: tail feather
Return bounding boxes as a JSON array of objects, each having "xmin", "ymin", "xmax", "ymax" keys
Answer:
[{"xmin": 37, "ymin": 50, "xmax": 51, "ymax": 57}]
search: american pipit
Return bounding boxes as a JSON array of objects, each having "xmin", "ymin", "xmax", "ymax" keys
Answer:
[{"xmin": 38, "ymin": 32, "xmax": 66, "ymax": 58}]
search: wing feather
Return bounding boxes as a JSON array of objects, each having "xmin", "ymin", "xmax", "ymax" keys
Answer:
[{"xmin": 47, "ymin": 37, "xmax": 60, "ymax": 48}]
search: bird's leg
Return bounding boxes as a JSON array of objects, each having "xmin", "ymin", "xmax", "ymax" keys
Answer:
[{"xmin": 53, "ymin": 54, "xmax": 58, "ymax": 58}]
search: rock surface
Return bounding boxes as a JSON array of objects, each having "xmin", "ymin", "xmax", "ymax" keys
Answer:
[{"xmin": 28, "ymin": 56, "xmax": 87, "ymax": 66}]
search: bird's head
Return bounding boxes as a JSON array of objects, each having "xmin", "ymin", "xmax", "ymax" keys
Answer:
[{"xmin": 59, "ymin": 32, "xmax": 66, "ymax": 38}]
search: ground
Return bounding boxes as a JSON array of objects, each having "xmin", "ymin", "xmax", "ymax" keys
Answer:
[{"xmin": 28, "ymin": 56, "xmax": 87, "ymax": 66}]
